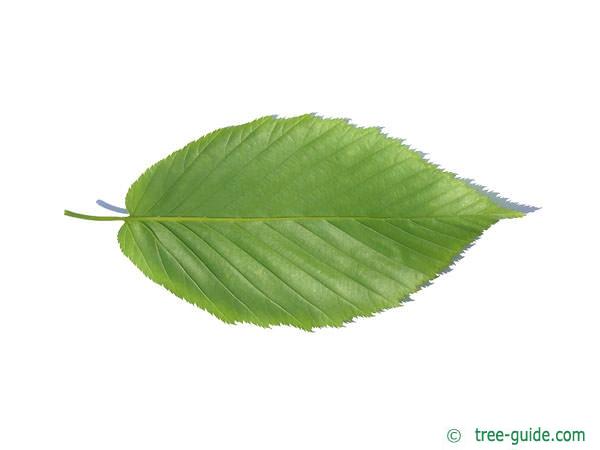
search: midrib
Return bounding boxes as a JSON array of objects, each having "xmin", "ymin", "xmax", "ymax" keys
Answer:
[
  {"xmin": 124, "ymin": 213, "xmax": 522, "ymax": 222},
  {"xmin": 64, "ymin": 210, "xmax": 523, "ymax": 222}
]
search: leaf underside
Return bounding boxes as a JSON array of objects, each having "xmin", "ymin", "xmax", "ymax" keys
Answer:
[{"xmin": 118, "ymin": 114, "xmax": 525, "ymax": 329}]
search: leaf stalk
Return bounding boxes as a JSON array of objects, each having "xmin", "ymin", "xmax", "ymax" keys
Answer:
[{"xmin": 64, "ymin": 210, "xmax": 126, "ymax": 221}]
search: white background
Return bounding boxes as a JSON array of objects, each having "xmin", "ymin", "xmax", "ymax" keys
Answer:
[{"xmin": 1, "ymin": 1, "xmax": 598, "ymax": 449}]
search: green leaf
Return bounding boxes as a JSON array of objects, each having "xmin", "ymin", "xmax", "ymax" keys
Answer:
[{"xmin": 66, "ymin": 114, "xmax": 531, "ymax": 329}]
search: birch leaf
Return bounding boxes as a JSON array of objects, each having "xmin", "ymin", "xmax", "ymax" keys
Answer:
[{"xmin": 65, "ymin": 114, "xmax": 532, "ymax": 329}]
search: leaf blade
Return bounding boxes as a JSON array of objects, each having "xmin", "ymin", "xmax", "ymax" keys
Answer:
[{"xmin": 118, "ymin": 114, "xmax": 527, "ymax": 329}]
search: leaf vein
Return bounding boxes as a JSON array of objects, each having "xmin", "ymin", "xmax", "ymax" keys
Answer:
[
  {"xmin": 150, "ymin": 222, "xmax": 261, "ymax": 323},
  {"xmin": 264, "ymin": 222, "xmax": 392, "ymax": 305},
  {"xmin": 181, "ymin": 223, "xmax": 306, "ymax": 328},
  {"xmin": 231, "ymin": 223, "xmax": 341, "ymax": 324},
  {"xmin": 298, "ymin": 221, "xmax": 418, "ymax": 288},
  {"xmin": 164, "ymin": 120, "xmax": 274, "ymax": 214},
  {"xmin": 137, "ymin": 222, "xmax": 227, "ymax": 319},
  {"xmin": 355, "ymin": 220, "xmax": 447, "ymax": 265}
]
